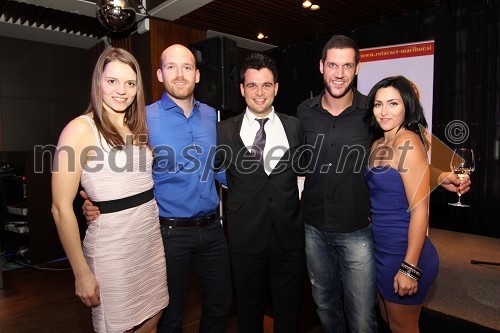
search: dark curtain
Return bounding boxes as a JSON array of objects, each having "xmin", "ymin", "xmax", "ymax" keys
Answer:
[
  {"xmin": 430, "ymin": 0, "xmax": 499, "ymax": 237},
  {"xmin": 268, "ymin": 0, "xmax": 500, "ymax": 237}
]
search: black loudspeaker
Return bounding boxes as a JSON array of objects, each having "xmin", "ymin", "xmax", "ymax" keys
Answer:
[{"xmin": 189, "ymin": 36, "xmax": 239, "ymax": 117}]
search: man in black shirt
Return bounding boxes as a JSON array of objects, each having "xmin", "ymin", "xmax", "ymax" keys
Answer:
[
  {"xmin": 297, "ymin": 35, "xmax": 377, "ymax": 333},
  {"xmin": 297, "ymin": 35, "xmax": 470, "ymax": 333}
]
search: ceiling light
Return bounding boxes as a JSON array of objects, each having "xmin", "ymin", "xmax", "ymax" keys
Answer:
[
  {"xmin": 302, "ymin": 1, "xmax": 312, "ymax": 8},
  {"xmin": 310, "ymin": 4, "xmax": 320, "ymax": 10},
  {"xmin": 257, "ymin": 33, "xmax": 267, "ymax": 40}
]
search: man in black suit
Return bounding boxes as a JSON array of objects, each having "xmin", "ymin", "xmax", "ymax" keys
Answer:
[{"xmin": 215, "ymin": 53, "xmax": 305, "ymax": 333}]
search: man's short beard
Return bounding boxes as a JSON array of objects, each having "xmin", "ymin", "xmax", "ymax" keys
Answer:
[
  {"xmin": 166, "ymin": 87, "xmax": 195, "ymax": 101},
  {"xmin": 324, "ymin": 79, "xmax": 355, "ymax": 99}
]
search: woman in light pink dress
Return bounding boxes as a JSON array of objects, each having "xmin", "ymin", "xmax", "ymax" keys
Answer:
[{"xmin": 52, "ymin": 48, "xmax": 168, "ymax": 333}]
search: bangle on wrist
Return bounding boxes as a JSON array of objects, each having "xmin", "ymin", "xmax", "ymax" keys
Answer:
[
  {"xmin": 402, "ymin": 261, "xmax": 422, "ymax": 274},
  {"xmin": 399, "ymin": 262, "xmax": 422, "ymax": 281},
  {"xmin": 398, "ymin": 268, "xmax": 420, "ymax": 281}
]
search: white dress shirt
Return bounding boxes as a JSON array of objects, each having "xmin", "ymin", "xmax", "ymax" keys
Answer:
[{"xmin": 240, "ymin": 107, "xmax": 290, "ymax": 175}]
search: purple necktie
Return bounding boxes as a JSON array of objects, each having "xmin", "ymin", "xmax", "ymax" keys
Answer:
[{"xmin": 252, "ymin": 118, "xmax": 269, "ymax": 165}]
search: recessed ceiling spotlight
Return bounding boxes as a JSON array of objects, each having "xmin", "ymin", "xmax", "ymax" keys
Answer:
[
  {"xmin": 302, "ymin": 1, "xmax": 312, "ymax": 8},
  {"xmin": 310, "ymin": 4, "xmax": 320, "ymax": 10},
  {"xmin": 257, "ymin": 33, "xmax": 267, "ymax": 40}
]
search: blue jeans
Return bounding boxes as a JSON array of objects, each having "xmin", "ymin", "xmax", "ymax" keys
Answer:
[
  {"xmin": 304, "ymin": 223, "xmax": 377, "ymax": 333},
  {"xmin": 158, "ymin": 220, "xmax": 232, "ymax": 333}
]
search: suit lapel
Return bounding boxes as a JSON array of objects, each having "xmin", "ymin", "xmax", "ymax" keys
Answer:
[
  {"xmin": 277, "ymin": 113, "xmax": 299, "ymax": 149},
  {"xmin": 230, "ymin": 114, "xmax": 263, "ymax": 171},
  {"xmin": 228, "ymin": 112, "xmax": 298, "ymax": 175},
  {"xmin": 271, "ymin": 113, "xmax": 297, "ymax": 174},
  {"xmin": 230, "ymin": 113, "xmax": 246, "ymax": 151}
]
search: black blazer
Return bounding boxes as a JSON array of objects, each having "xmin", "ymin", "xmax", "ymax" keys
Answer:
[{"xmin": 216, "ymin": 112, "xmax": 305, "ymax": 254}]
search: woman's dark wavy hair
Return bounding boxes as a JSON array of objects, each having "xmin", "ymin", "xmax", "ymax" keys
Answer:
[{"xmin": 367, "ymin": 75, "xmax": 428, "ymax": 145}]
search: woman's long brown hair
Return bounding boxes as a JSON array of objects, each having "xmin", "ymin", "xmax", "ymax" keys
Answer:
[{"xmin": 84, "ymin": 47, "xmax": 148, "ymax": 148}]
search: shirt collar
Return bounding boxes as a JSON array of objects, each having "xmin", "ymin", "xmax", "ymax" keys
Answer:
[
  {"xmin": 160, "ymin": 92, "xmax": 201, "ymax": 115},
  {"xmin": 309, "ymin": 87, "xmax": 367, "ymax": 112},
  {"xmin": 351, "ymin": 87, "xmax": 367, "ymax": 110},
  {"xmin": 244, "ymin": 107, "xmax": 276, "ymax": 125}
]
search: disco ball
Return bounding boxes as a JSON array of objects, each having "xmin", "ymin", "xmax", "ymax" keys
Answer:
[{"xmin": 96, "ymin": 0, "xmax": 137, "ymax": 32}]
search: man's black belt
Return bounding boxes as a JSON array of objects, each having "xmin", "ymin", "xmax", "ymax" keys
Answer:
[
  {"xmin": 159, "ymin": 212, "xmax": 217, "ymax": 228},
  {"xmin": 94, "ymin": 188, "xmax": 154, "ymax": 214}
]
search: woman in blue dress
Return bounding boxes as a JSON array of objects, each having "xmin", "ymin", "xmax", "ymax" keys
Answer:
[{"xmin": 365, "ymin": 76, "xmax": 439, "ymax": 333}]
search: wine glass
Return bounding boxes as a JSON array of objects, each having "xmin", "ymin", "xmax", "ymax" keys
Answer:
[{"xmin": 448, "ymin": 148, "xmax": 475, "ymax": 207}]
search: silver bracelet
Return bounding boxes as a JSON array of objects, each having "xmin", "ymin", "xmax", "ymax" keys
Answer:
[{"xmin": 398, "ymin": 268, "xmax": 420, "ymax": 281}]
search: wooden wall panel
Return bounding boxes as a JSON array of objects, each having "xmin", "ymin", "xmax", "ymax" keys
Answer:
[
  {"xmin": 112, "ymin": 36, "xmax": 132, "ymax": 52},
  {"xmin": 149, "ymin": 18, "xmax": 206, "ymax": 102},
  {"xmin": 131, "ymin": 32, "xmax": 154, "ymax": 105}
]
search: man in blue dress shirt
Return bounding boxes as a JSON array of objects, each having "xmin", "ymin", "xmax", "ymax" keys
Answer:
[
  {"xmin": 148, "ymin": 44, "xmax": 231, "ymax": 333},
  {"xmin": 83, "ymin": 44, "xmax": 231, "ymax": 333}
]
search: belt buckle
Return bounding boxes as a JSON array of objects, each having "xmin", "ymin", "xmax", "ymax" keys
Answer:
[{"xmin": 196, "ymin": 218, "xmax": 204, "ymax": 227}]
